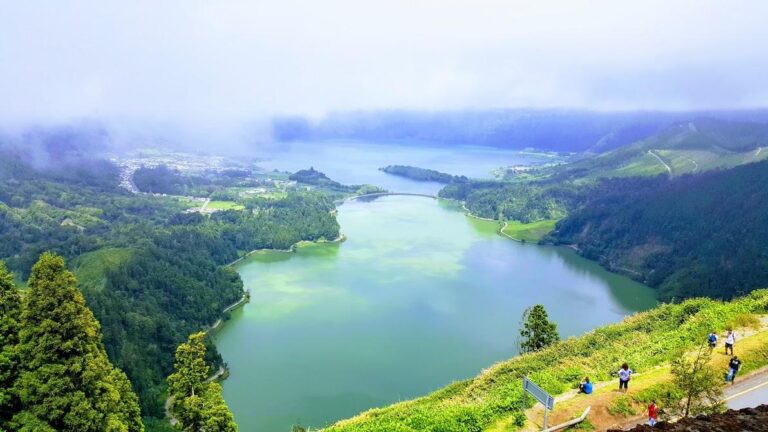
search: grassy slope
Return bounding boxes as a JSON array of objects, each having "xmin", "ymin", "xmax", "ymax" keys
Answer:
[
  {"xmin": 501, "ymin": 219, "xmax": 559, "ymax": 242},
  {"xmin": 207, "ymin": 200, "xmax": 245, "ymax": 210},
  {"xmin": 559, "ymin": 146, "xmax": 766, "ymax": 181},
  {"xmin": 72, "ymin": 247, "xmax": 134, "ymax": 293},
  {"xmin": 505, "ymin": 318, "xmax": 768, "ymax": 431},
  {"xmin": 541, "ymin": 119, "xmax": 768, "ymax": 181},
  {"xmin": 324, "ymin": 290, "xmax": 768, "ymax": 432}
]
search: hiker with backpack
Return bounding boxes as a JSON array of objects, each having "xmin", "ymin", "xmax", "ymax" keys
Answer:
[{"xmin": 707, "ymin": 331, "xmax": 718, "ymax": 348}]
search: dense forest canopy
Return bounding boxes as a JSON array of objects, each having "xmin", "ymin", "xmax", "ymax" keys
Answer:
[
  {"xmin": 0, "ymin": 141, "xmax": 340, "ymax": 425},
  {"xmin": 442, "ymin": 159, "xmax": 768, "ymax": 301},
  {"xmin": 439, "ymin": 180, "xmax": 578, "ymax": 222},
  {"xmin": 288, "ymin": 167, "xmax": 355, "ymax": 192},
  {"xmin": 288, "ymin": 167, "xmax": 385, "ymax": 196},
  {"xmin": 546, "ymin": 161, "xmax": 768, "ymax": 301},
  {"xmin": 133, "ymin": 165, "xmax": 259, "ymax": 197},
  {"xmin": 0, "ymin": 253, "xmax": 144, "ymax": 432},
  {"xmin": 379, "ymin": 165, "xmax": 467, "ymax": 184},
  {"xmin": 439, "ymin": 120, "xmax": 768, "ymax": 301}
]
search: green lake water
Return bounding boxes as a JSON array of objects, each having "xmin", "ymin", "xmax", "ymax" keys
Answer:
[{"xmin": 214, "ymin": 195, "xmax": 657, "ymax": 431}]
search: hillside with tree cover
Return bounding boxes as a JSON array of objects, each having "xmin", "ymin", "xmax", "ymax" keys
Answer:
[
  {"xmin": 0, "ymin": 254, "xmax": 143, "ymax": 432},
  {"xmin": 545, "ymin": 160, "xmax": 768, "ymax": 301},
  {"xmin": 289, "ymin": 167, "xmax": 385, "ymax": 196},
  {"xmin": 379, "ymin": 165, "xmax": 468, "ymax": 184},
  {"xmin": 0, "ymin": 138, "xmax": 340, "ymax": 428}
]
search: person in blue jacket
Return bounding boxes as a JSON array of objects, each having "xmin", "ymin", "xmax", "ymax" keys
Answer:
[{"xmin": 578, "ymin": 377, "xmax": 593, "ymax": 394}]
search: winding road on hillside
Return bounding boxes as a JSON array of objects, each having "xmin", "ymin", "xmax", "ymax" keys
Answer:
[
  {"xmin": 200, "ymin": 198, "xmax": 211, "ymax": 212},
  {"xmin": 648, "ymin": 150, "xmax": 672, "ymax": 175}
]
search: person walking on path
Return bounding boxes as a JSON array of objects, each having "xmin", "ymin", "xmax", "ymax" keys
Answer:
[
  {"xmin": 707, "ymin": 331, "xmax": 718, "ymax": 348},
  {"xmin": 724, "ymin": 330, "xmax": 736, "ymax": 355},
  {"xmin": 647, "ymin": 401, "xmax": 658, "ymax": 427},
  {"xmin": 727, "ymin": 356, "xmax": 742, "ymax": 384},
  {"xmin": 618, "ymin": 363, "xmax": 632, "ymax": 392}
]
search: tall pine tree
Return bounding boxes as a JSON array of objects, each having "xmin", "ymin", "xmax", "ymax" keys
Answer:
[
  {"xmin": 168, "ymin": 332, "xmax": 237, "ymax": 432},
  {"xmin": 0, "ymin": 262, "xmax": 22, "ymax": 426},
  {"xmin": 519, "ymin": 304, "xmax": 560, "ymax": 354},
  {"xmin": 10, "ymin": 252, "xmax": 143, "ymax": 432}
]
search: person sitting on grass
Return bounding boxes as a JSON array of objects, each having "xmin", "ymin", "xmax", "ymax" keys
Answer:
[
  {"xmin": 618, "ymin": 363, "xmax": 632, "ymax": 392},
  {"xmin": 578, "ymin": 377, "xmax": 593, "ymax": 394}
]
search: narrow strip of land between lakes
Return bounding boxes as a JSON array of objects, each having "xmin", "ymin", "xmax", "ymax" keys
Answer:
[{"xmin": 340, "ymin": 191, "xmax": 438, "ymax": 203}]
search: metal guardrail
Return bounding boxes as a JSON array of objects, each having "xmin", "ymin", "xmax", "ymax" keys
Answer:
[{"xmin": 544, "ymin": 406, "xmax": 591, "ymax": 432}]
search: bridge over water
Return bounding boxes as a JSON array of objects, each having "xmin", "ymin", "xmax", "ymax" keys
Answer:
[{"xmin": 340, "ymin": 192, "xmax": 438, "ymax": 203}]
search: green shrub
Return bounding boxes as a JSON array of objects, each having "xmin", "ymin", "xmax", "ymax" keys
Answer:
[
  {"xmin": 607, "ymin": 395, "xmax": 637, "ymax": 417},
  {"xmin": 566, "ymin": 419, "xmax": 595, "ymax": 430},
  {"xmin": 727, "ymin": 312, "xmax": 761, "ymax": 330},
  {"xmin": 634, "ymin": 383, "xmax": 684, "ymax": 406},
  {"xmin": 560, "ymin": 365, "xmax": 586, "ymax": 387}
]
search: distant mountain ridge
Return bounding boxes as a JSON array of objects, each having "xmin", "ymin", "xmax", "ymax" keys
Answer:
[
  {"xmin": 271, "ymin": 108, "xmax": 768, "ymax": 152},
  {"xmin": 542, "ymin": 118, "xmax": 768, "ymax": 181}
]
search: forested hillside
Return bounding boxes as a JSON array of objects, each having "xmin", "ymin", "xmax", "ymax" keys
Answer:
[
  {"xmin": 440, "ymin": 119, "xmax": 768, "ymax": 222},
  {"xmin": 133, "ymin": 165, "xmax": 258, "ymax": 196},
  {"xmin": 379, "ymin": 165, "xmax": 467, "ymax": 184},
  {"xmin": 439, "ymin": 180, "xmax": 579, "ymax": 222},
  {"xmin": 0, "ymin": 254, "xmax": 144, "ymax": 432},
  {"xmin": 547, "ymin": 160, "xmax": 768, "ymax": 301},
  {"xmin": 436, "ymin": 119, "xmax": 768, "ymax": 301},
  {"xmin": 0, "ymin": 142, "xmax": 340, "ymax": 424},
  {"xmin": 288, "ymin": 167, "xmax": 384, "ymax": 196}
]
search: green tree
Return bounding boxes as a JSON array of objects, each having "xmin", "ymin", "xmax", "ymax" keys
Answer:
[
  {"xmin": 0, "ymin": 262, "xmax": 22, "ymax": 424},
  {"xmin": 669, "ymin": 343, "xmax": 723, "ymax": 418},
  {"xmin": 167, "ymin": 333, "xmax": 236, "ymax": 432},
  {"xmin": 11, "ymin": 252, "xmax": 143, "ymax": 432},
  {"xmin": 519, "ymin": 305, "xmax": 560, "ymax": 353}
]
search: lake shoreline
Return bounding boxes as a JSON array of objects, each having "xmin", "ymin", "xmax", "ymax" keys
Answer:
[
  {"xmin": 226, "ymin": 234, "xmax": 347, "ymax": 267},
  {"xmin": 214, "ymin": 195, "xmax": 657, "ymax": 431},
  {"xmin": 164, "ymin": 234, "xmax": 348, "ymax": 426}
]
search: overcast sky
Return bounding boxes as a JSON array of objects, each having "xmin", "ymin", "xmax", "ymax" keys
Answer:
[{"xmin": 1, "ymin": 0, "xmax": 767, "ymax": 127}]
